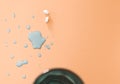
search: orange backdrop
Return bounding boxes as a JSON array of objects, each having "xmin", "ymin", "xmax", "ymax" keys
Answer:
[{"xmin": 0, "ymin": 0, "xmax": 120, "ymax": 84}]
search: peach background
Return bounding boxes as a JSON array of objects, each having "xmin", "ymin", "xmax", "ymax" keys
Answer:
[{"xmin": 0, "ymin": 0, "xmax": 120, "ymax": 84}]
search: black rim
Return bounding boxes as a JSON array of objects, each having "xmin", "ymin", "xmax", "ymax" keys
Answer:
[{"xmin": 34, "ymin": 68, "xmax": 84, "ymax": 84}]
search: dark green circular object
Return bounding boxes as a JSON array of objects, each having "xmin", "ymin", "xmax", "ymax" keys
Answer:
[{"xmin": 34, "ymin": 68, "xmax": 84, "ymax": 84}]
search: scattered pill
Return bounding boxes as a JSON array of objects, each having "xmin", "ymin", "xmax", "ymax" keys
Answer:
[
  {"xmin": 38, "ymin": 53, "xmax": 42, "ymax": 57},
  {"xmin": 24, "ymin": 43, "xmax": 28, "ymax": 48},
  {"xmin": 28, "ymin": 31, "xmax": 46, "ymax": 49},
  {"xmin": 22, "ymin": 74, "xmax": 27, "ymax": 79},
  {"xmin": 10, "ymin": 55, "xmax": 15, "ymax": 59},
  {"xmin": 43, "ymin": 10, "xmax": 49, "ymax": 15},
  {"xmin": 22, "ymin": 60, "xmax": 28, "ymax": 64},
  {"xmin": 26, "ymin": 25, "xmax": 31, "ymax": 30},
  {"xmin": 16, "ymin": 60, "xmax": 28, "ymax": 67},
  {"xmin": 16, "ymin": 61, "xmax": 23, "ymax": 67},
  {"xmin": 45, "ymin": 44, "xmax": 51, "ymax": 50},
  {"xmin": 45, "ymin": 16, "xmax": 49, "ymax": 23}
]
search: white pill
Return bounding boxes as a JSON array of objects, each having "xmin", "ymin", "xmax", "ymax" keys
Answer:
[
  {"xmin": 45, "ymin": 16, "xmax": 49, "ymax": 23},
  {"xmin": 43, "ymin": 10, "xmax": 49, "ymax": 15},
  {"xmin": 43, "ymin": 69, "xmax": 49, "ymax": 73}
]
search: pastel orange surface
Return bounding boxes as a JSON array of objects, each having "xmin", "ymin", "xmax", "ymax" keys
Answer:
[{"xmin": 0, "ymin": 0, "xmax": 120, "ymax": 84}]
